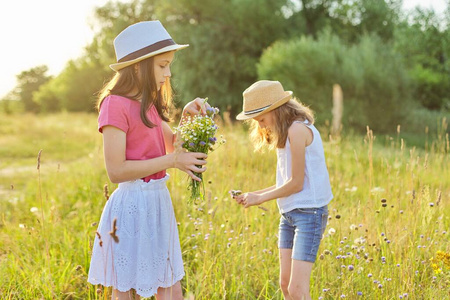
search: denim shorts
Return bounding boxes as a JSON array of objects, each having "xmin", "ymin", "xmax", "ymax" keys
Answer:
[{"xmin": 278, "ymin": 205, "xmax": 328, "ymax": 262}]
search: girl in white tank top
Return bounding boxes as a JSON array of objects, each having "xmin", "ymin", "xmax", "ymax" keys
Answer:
[{"xmin": 232, "ymin": 80, "xmax": 333, "ymax": 300}]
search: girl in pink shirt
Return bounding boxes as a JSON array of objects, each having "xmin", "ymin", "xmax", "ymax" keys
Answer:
[{"xmin": 88, "ymin": 21, "xmax": 207, "ymax": 300}]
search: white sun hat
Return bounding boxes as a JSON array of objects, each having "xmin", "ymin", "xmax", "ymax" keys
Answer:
[{"xmin": 110, "ymin": 20, "xmax": 189, "ymax": 71}]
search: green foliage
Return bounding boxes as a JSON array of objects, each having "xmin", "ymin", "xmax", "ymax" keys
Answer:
[
  {"xmin": 257, "ymin": 31, "xmax": 412, "ymax": 133},
  {"xmin": 35, "ymin": 59, "xmax": 103, "ymax": 113},
  {"xmin": 5, "ymin": 0, "xmax": 448, "ymax": 136},
  {"xmin": 394, "ymin": 8, "xmax": 450, "ymax": 110},
  {"xmin": 156, "ymin": 0, "xmax": 290, "ymax": 114},
  {"xmin": 1, "ymin": 98, "xmax": 23, "ymax": 115},
  {"xmin": 14, "ymin": 65, "xmax": 52, "ymax": 113},
  {"xmin": 0, "ymin": 113, "xmax": 449, "ymax": 298},
  {"xmin": 285, "ymin": 0, "xmax": 401, "ymax": 43}
]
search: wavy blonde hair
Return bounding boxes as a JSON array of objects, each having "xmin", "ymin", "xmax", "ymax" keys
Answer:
[
  {"xmin": 96, "ymin": 56, "xmax": 173, "ymax": 128},
  {"xmin": 248, "ymin": 98, "xmax": 314, "ymax": 151}
]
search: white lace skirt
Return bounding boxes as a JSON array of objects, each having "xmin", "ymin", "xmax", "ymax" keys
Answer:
[{"xmin": 87, "ymin": 175, "xmax": 184, "ymax": 297}]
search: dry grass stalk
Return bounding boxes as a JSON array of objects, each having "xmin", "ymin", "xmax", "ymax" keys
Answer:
[
  {"xmin": 109, "ymin": 218, "xmax": 119, "ymax": 243},
  {"xmin": 37, "ymin": 149, "xmax": 43, "ymax": 170},
  {"xmin": 96, "ymin": 232, "xmax": 103, "ymax": 247},
  {"xmin": 223, "ymin": 106, "xmax": 233, "ymax": 127},
  {"xmin": 331, "ymin": 84, "xmax": 343, "ymax": 137},
  {"xmin": 103, "ymin": 183, "xmax": 109, "ymax": 201}
]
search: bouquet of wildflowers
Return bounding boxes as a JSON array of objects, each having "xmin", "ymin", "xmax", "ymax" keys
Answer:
[{"xmin": 175, "ymin": 99, "xmax": 223, "ymax": 202}]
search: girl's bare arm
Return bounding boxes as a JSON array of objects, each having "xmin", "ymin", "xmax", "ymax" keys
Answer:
[{"xmin": 102, "ymin": 125, "xmax": 207, "ymax": 183}]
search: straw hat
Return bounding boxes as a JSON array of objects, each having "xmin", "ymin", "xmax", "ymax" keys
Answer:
[
  {"xmin": 236, "ymin": 80, "xmax": 292, "ymax": 120},
  {"xmin": 110, "ymin": 21, "xmax": 189, "ymax": 71}
]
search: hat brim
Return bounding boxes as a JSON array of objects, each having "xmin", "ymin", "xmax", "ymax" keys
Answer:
[
  {"xmin": 110, "ymin": 44, "xmax": 189, "ymax": 71},
  {"xmin": 236, "ymin": 91, "xmax": 292, "ymax": 120}
]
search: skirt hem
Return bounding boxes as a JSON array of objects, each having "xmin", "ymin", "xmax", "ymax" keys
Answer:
[{"xmin": 87, "ymin": 272, "xmax": 185, "ymax": 298}]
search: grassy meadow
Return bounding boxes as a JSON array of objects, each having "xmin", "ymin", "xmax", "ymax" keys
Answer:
[{"xmin": 0, "ymin": 112, "xmax": 449, "ymax": 299}]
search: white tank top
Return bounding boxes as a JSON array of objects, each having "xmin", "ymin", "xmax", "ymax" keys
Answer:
[{"xmin": 276, "ymin": 121, "xmax": 333, "ymax": 213}]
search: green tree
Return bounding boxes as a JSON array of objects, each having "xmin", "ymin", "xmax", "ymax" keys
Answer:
[
  {"xmin": 34, "ymin": 56, "xmax": 107, "ymax": 112},
  {"xmin": 394, "ymin": 7, "xmax": 450, "ymax": 110},
  {"xmin": 153, "ymin": 0, "xmax": 291, "ymax": 113},
  {"xmin": 15, "ymin": 65, "xmax": 51, "ymax": 112},
  {"xmin": 257, "ymin": 31, "xmax": 411, "ymax": 133},
  {"xmin": 285, "ymin": 0, "xmax": 401, "ymax": 43}
]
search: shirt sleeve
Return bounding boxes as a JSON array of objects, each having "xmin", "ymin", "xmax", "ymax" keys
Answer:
[{"xmin": 98, "ymin": 96, "xmax": 129, "ymax": 133}]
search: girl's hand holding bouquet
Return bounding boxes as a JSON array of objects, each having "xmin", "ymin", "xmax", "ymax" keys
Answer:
[{"xmin": 176, "ymin": 98, "xmax": 224, "ymax": 202}]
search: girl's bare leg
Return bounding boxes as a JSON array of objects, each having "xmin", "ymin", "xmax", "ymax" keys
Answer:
[
  {"xmin": 288, "ymin": 259, "xmax": 313, "ymax": 300},
  {"xmin": 156, "ymin": 281, "xmax": 183, "ymax": 300},
  {"xmin": 111, "ymin": 289, "xmax": 141, "ymax": 300},
  {"xmin": 279, "ymin": 248, "xmax": 293, "ymax": 300}
]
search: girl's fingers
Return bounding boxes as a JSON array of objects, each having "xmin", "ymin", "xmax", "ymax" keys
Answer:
[
  {"xmin": 196, "ymin": 153, "xmax": 208, "ymax": 159},
  {"xmin": 195, "ymin": 159, "xmax": 207, "ymax": 165},
  {"xmin": 186, "ymin": 170, "xmax": 201, "ymax": 182},
  {"xmin": 194, "ymin": 98, "xmax": 207, "ymax": 114},
  {"xmin": 192, "ymin": 166, "xmax": 206, "ymax": 173}
]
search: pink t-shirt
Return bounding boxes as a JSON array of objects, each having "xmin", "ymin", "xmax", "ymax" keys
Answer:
[{"xmin": 98, "ymin": 95, "xmax": 166, "ymax": 181}]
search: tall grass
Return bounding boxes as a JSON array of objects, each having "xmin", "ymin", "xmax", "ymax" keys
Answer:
[{"xmin": 0, "ymin": 113, "xmax": 448, "ymax": 299}]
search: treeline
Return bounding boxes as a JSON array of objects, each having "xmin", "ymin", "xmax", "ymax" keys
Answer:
[{"xmin": 2, "ymin": 0, "xmax": 449, "ymax": 134}]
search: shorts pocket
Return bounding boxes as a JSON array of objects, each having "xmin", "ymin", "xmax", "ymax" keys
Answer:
[{"xmin": 295, "ymin": 207, "xmax": 318, "ymax": 214}]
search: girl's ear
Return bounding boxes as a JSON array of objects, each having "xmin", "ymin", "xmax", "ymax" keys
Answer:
[{"xmin": 134, "ymin": 64, "xmax": 139, "ymax": 75}]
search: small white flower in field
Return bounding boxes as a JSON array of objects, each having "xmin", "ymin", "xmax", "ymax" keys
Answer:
[
  {"xmin": 19, "ymin": 224, "xmax": 25, "ymax": 229},
  {"xmin": 371, "ymin": 187, "xmax": 385, "ymax": 193},
  {"xmin": 350, "ymin": 224, "xmax": 357, "ymax": 231},
  {"xmin": 30, "ymin": 207, "xmax": 38, "ymax": 213},
  {"xmin": 354, "ymin": 237, "xmax": 366, "ymax": 244},
  {"xmin": 328, "ymin": 228, "xmax": 336, "ymax": 235},
  {"xmin": 345, "ymin": 186, "xmax": 358, "ymax": 192}
]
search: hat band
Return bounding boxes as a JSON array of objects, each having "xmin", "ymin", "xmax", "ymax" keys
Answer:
[
  {"xmin": 244, "ymin": 104, "xmax": 271, "ymax": 115},
  {"xmin": 118, "ymin": 39, "xmax": 176, "ymax": 63}
]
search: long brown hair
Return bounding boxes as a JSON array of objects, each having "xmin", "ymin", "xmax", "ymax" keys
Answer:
[
  {"xmin": 248, "ymin": 98, "xmax": 314, "ymax": 151},
  {"xmin": 96, "ymin": 56, "xmax": 173, "ymax": 128}
]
